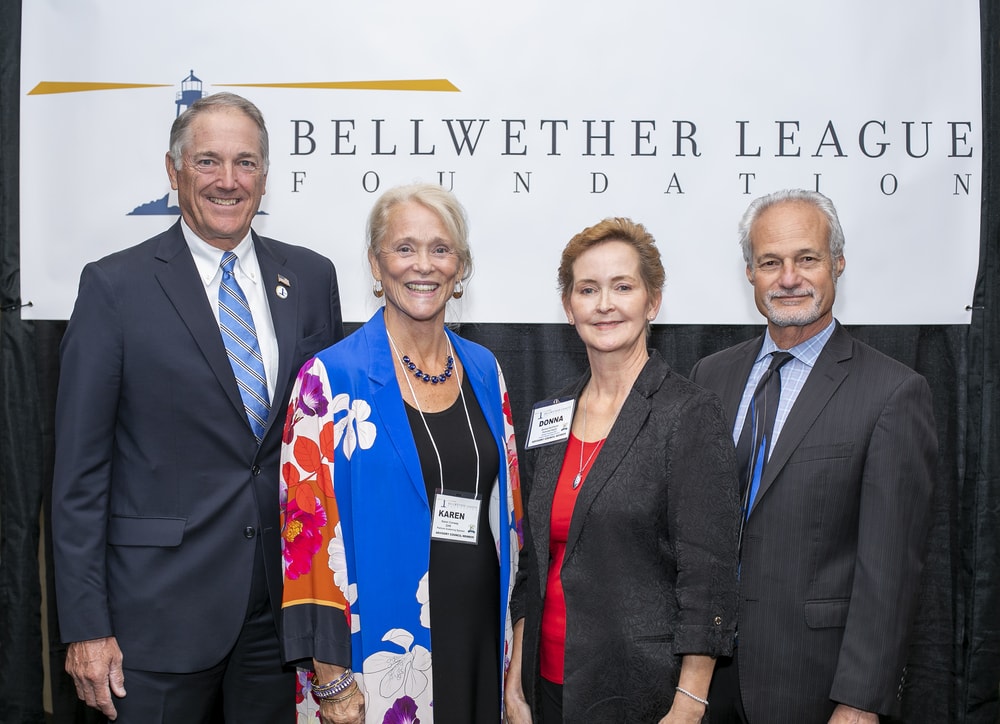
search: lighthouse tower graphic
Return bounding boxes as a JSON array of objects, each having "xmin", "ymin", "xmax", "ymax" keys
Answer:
[
  {"xmin": 128, "ymin": 70, "xmax": 206, "ymax": 216},
  {"xmin": 129, "ymin": 70, "xmax": 263, "ymax": 217},
  {"xmin": 175, "ymin": 70, "xmax": 203, "ymax": 116}
]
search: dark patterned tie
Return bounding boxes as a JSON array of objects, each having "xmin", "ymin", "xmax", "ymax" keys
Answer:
[
  {"xmin": 736, "ymin": 351, "xmax": 794, "ymax": 520},
  {"xmin": 219, "ymin": 251, "xmax": 270, "ymax": 443}
]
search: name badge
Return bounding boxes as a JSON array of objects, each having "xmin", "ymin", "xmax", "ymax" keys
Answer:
[
  {"xmin": 430, "ymin": 490, "xmax": 482, "ymax": 544},
  {"xmin": 525, "ymin": 397, "xmax": 575, "ymax": 448}
]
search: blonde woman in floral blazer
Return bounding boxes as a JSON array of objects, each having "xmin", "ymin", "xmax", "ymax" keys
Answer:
[{"xmin": 279, "ymin": 184, "xmax": 523, "ymax": 724}]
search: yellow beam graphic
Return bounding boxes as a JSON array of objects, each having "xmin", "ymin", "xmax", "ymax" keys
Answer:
[
  {"xmin": 28, "ymin": 82, "xmax": 171, "ymax": 95},
  {"xmin": 218, "ymin": 79, "xmax": 460, "ymax": 92}
]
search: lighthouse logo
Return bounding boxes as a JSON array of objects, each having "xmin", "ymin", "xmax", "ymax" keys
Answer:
[{"xmin": 127, "ymin": 70, "xmax": 258, "ymax": 217}]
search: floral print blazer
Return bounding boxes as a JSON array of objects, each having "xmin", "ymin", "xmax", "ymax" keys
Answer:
[{"xmin": 280, "ymin": 310, "xmax": 523, "ymax": 723}]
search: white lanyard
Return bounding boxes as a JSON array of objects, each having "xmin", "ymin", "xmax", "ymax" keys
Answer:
[{"xmin": 387, "ymin": 331, "xmax": 483, "ymax": 543}]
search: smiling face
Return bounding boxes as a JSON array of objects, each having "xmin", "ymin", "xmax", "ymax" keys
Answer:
[
  {"xmin": 746, "ymin": 200, "xmax": 845, "ymax": 346},
  {"xmin": 369, "ymin": 200, "xmax": 464, "ymax": 331},
  {"xmin": 165, "ymin": 107, "xmax": 267, "ymax": 250},
  {"xmin": 564, "ymin": 239, "xmax": 661, "ymax": 360}
]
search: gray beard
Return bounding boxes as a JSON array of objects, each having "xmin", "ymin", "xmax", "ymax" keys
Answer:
[{"xmin": 764, "ymin": 294, "xmax": 822, "ymax": 328}]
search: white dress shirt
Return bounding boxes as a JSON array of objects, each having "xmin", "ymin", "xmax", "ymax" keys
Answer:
[
  {"xmin": 732, "ymin": 319, "xmax": 837, "ymax": 458},
  {"xmin": 180, "ymin": 219, "xmax": 279, "ymax": 402}
]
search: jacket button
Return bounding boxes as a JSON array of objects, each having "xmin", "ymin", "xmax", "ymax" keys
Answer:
[
  {"xmin": 243, "ymin": 526, "xmax": 256, "ymax": 539},
  {"xmin": 714, "ymin": 616, "xmax": 723, "ymax": 626},
  {"xmin": 251, "ymin": 465, "xmax": 261, "ymax": 476}
]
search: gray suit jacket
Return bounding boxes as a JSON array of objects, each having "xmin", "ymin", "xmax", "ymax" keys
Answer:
[
  {"xmin": 690, "ymin": 322, "xmax": 937, "ymax": 722},
  {"xmin": 512, "ymin": 351, "xmax": 740, "ymax": 722},
  {"xmin": 53, "ymin": 221, "xmax": 343, "ymax": 671}
]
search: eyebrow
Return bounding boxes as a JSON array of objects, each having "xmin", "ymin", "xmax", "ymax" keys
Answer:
[
  {"xmin": 575, "ymin": 273, "xmax": 639, "ymax": 285},
  {"xmin": 756, "ymin": 247, "xmax": 825, "ymax": 260},
  {"xmin": 388, "ymin": 236, "xmax": 452, "ymax": 244},
  {"xmin": 190, "ymin": 150, "xmax": 261, "ymax": 160}
]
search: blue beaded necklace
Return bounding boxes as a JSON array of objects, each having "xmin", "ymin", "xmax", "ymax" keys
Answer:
[{"xmin": 401, "ymin": 354, "xmax": 455, "ymax": 384}]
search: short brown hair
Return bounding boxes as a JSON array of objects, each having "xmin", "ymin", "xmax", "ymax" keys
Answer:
[{"xmin": 557, "ymin": 217, "xmax": 665, "ymax": 303}]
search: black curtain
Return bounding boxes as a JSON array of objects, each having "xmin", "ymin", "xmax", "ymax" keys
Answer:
[{"xmin": 1, "ymin": 3, "xmax": 997, "ymax": 723}]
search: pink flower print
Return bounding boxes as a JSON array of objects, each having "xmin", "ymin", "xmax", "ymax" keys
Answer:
[
  {"xmin": 382, "ymin": 696, "xmax": 420, "ymax": 724},
  {"xmin": 282, "ymin": 400, "xmax": 298, "ymax": 445},
  {"xmin": 282, "ymin": 493, "xmax": 328, "ymax": 580},
  {"xmin": 297, "ymin": 370, "xmax": 329, "ymax": 417},
  {"xmin": 295, "ymin": 670, "xmax": 306, "ymax": 705},
  {"xmin": 296, "ymin": 669, "xmax": 321, "ymax": 722},
  {"xmin": 505, "ymin": 433, "xmax": 520, "ymax": 488}
]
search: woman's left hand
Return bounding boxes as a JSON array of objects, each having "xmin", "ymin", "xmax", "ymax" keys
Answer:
[
  {"xmin": 504, "ymin": 620, "xmax": 533, "ymax": 724},
  {"xmin": 657, "ymin": 695, "xmax": 706, "ymax": 724},
  {"xmin": 317, "ymin": 684, "xmax": 365, "ymax": 724},
  {"xmin": 659, "ymin": 654, "xmax": 713, "ymax": 724}
]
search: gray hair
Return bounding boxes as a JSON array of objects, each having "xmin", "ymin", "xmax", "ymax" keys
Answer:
[
  {"xmin": 168, "ymin": 92, "xmax": 269, "ymax": 172},
  {"xmin": 366, "ymin": 183, "xmax": 473, "ymax": 281},
  {"xmin": 738, "ymin": 189, "xmax": 845, "ymax": 267}
]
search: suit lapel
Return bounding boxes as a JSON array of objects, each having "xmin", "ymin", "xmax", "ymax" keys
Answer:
[
  {"xmin": 153, "ymin": 223, "xmax": 246, "ymax": 425},
  {"xmin": 565, "ymin": 354, "xmax": 665, "ymax": 560},
  {"xmin": 752, "ymin": 324, "xmax": 853, "ymax": 511},
  {"xmin": 719, "ymin": 338, "xmax": 764, "ymax": 427},
  {"xmin": 255, "ymin": 234, "xmax": 298, "ymax": 437},
  {"xmin": 365, "ymin": 312, "xmax": 431, "ymax": 506}
]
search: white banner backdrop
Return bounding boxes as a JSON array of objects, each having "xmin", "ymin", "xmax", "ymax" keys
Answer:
[{"xmin": 20, "ymin": 1, "xmax": 981, "ymax": 324}]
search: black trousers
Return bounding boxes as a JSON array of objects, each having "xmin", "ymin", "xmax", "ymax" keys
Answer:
[
  {"xmin": 539, "ymin": 676, "xmax": 563, "ymax": 724},
  {"xmin": 708, "ymin": 647, "xmax": 750, "ymax": 724},
  {"xmin": 110, "ymin": 540, "xmax": 294, "ymax": 724}
]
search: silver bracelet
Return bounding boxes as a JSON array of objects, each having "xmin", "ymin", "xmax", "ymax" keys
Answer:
[
  {"xmin": 312, "ymin": 669, "xmax": 355, "ymax": 699},
  {"xmin": 676, "ymin": 686, "xmax": 709, "ymax": 707}
]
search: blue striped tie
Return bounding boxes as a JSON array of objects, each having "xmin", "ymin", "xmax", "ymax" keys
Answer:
[{"xmin": 219, "ymin": 252, "xmax": 270, "ymax": 442}]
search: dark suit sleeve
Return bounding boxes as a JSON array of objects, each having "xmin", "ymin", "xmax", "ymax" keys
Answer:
[
  {"xmin": 831, "ymin": 372, "xmax": 937, "ymax": 713},
  {"xmin": 509, "ymin": 446, "xmax": 537, "ymax": 624},
  {"xmin": 669, "ymin": 390, "xmax": 741, "ymax": 656},
  {"xmin": 326, "ymin": 259, "xmax": 344, "ymax": 343},
  {"xmin": 52, "ymin": 262, "xmax": 124, "ymax": 643},
  {"xmin": 688, "ymin": 358, "xmax": 703, "ymax": 382}
]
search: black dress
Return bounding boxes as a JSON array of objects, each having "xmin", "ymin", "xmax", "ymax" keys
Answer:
[{"xmin": 404, "ymin": 373, "xmax": 501, "ymax": 724}]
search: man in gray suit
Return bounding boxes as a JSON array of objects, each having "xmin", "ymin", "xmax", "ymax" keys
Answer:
[
  {"xmin": 690, "ymin": 189, "xmax": 936, "ymax": 724},
  {"xmin": 53, "ymin": 92, "xmax": 343, "ymax": 722}
]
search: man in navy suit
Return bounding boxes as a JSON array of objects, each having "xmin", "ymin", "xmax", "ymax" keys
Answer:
[
  {"xmin": 691, "ymin": 190, "xmax": 936, "ymax": 724},
  {"xmin": 53, "ymin": 92, "xmax": 343, "ymax": 722}
]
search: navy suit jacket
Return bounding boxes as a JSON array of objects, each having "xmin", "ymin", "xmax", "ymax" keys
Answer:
[
  {"xmin": 690, "ymin": 322, "xmax": 937, "ymax": 722},
  {"xmin": 53, "ymin": 221, "xmax": 343, "ymax": 672}
]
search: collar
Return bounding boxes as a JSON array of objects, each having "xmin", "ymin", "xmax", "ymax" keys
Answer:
[
  {"xmin": 180, "ymin": 219, "xmax": 258, "ymax": 288},
  {"xmin": 758, "ymin": 317, "xmax": 837, "ymax": 368}
]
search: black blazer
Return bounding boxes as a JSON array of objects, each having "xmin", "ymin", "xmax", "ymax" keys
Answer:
[
  {"xmin": 53, "ymin": 221, "xmax": 343, "ymax": 672},
  {"xmin": 690, "ymin": 322, "xmax": 937, "ymax": 722},
  {"xmin": 511, "ymin": 351, "xmax": 740, "ymax": 722}
]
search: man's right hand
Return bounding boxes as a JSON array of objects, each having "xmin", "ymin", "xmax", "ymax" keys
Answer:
[{"xmin": 66, "ymin": 636, "xmax": 126, "ymax": 720}]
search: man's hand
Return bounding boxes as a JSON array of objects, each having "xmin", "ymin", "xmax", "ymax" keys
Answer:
[
  {"xmin": 828, "ymin": 703, "xmax": 879, "ymax": 724},
  {"xmin": 66, "ymin": 636, "xmax": 126, "ymax": 720}
]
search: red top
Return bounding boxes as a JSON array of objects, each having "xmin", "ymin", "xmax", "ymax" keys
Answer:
[{"xmin": 540, "ymin": 433, "xmax": 606, "ymax": 683}]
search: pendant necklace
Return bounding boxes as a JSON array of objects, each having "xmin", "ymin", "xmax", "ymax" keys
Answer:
[{"xmin": 573, "ymin": 388, "xmax": 612, "ymax": 489}]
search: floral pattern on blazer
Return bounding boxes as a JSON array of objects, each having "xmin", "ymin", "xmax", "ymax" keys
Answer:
[{"xmin": 280, "ymin": 310, "xmax": 523, "ymax": 723}]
